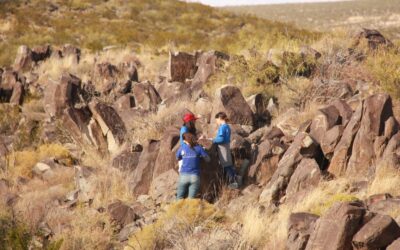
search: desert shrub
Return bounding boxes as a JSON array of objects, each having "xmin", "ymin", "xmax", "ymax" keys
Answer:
[
  {"xmin": 0, "ymin": 104, "xmax": 20, "ymax": 135},
  {"xmin": 366, "ymin": 48, "xmax": 400, "ymax": 99},
  {"xmin": 280, "ymin": 51, "xmax": 319, "ymax": 80},
  {"xmin": 0, "ymin": 217, "xmax": 31, "ymax": 250},
  {"xmin": 127, "ymin": 199, "xmax": 223, "ymax": 249},
  {"xmin": 7, "ymin": 144, "xmax": 72, "ymax": 178},
  {"xmin": 309, "ymin": 193, "xmax": 359, "ymax": 216}
]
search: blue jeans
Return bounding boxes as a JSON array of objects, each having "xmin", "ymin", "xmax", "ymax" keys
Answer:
[{"xmin": 176, "ymin": 174, "xmax": 200, "ymax": 200}]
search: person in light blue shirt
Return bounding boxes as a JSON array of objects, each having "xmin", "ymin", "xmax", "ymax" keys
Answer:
[
  {"xmin": 176, "ymin": 132, "xmax": 210, "ymax": 199},
  {"xmin": 213, "ymin": 112, "xmax": 238, "ymax": 189}
]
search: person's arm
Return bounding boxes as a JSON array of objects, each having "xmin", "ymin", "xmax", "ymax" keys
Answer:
[
  {"xmin": 213, "ymin": 126, "xmax": 225, "ymax": 144},
  {"xmin": 176, "ymin": 147, "xmax": 183, "ymax": 160},
  {"xmin": 199, "ymin": 147, "xmax": 211, "ymax": 162}
]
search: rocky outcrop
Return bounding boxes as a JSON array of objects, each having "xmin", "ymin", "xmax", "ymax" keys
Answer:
[
  {"xmin": 287, "ymin": 213, "xmax": 319, "ymax": 250},
  {"xmin": 305, "ymin": 201, "xmax": 365, "ymax": 250},
  {"xmin": 89, "ymin": 102, "xmax": 127, "ymax": 154},
  {"xmin": 211, "ymin": 85, "xmax": 254, "ymax": 127},
  {"xmin": 13, "ymin": 45, "xmax": 32, "ymax": 71},
  {"xmin": 152, "ymin": 128, "xmax": 180, "ymax": 180},
  {"xmin": 346, "ymin": 94, "xmax": 395, "ymax": 178},
  {"xmin": 44, "ymin": 73, "xmax": 82, "ymax": 117},
  {"xmin": 149, "ymin": 169, "xmax": 179, "ymax": 204},
  {"xmin": 131, "ymin": 81, "xmax": 162, "ymax": 112},
  {"xmin": 0, "ymin": 69, "xmax": 25, "ymax": 105},
  {"xmin": 286, "ymin": 158, "xmax": 322, "ymax": 200},
  {"xmin": 259, "ymin": 132, "xmax": 320, "ymax": 204},
  {"xmin": 353, "ymin": 28, "xmax": 394, "ymax": 50},
  {"xmin": 112, "ymin": 150, "xmax": 141, "ymax": 172},
  {"xmin": 129, "ymin": 140, "xmax": 161, "ymax": 195},
  {"xmin": 168, "ymin": 51, "xmax": 198, "ymax": 82},
  {"xmin": 108, "ymin": 201, "xmax": 140, "ymax": 229},
  {"xmin": 352, "ymin": 214, "xmax": 400, "ymax": 249},
  {"xmin": 246, "ymin": 93, "xmax": 271, "ymax": 128}
]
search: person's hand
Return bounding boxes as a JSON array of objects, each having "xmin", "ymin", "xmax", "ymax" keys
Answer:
[{"xmin": 198, "ymin": 134, "xmax": 205, "ymax": 140}]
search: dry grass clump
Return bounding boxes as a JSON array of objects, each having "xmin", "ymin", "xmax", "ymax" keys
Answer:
[
  {"xmin": 369, "ymin": 163, "xmax": 400, "ymax": 197},
  {"xmin": 366, "ymin": 48, "xmax": 400, "ymax": 99},
  {"xmin": 0, "ymin": 104, "xmax": 20, "ymax": 135},
  {"xmin": 6, "ymin": 143, "xmax": 72, "ymax": 179},
  {"xmin": 127, "ymin": 199, "xmax": 224, "ymax": 249},
  {"xmin": 51, "ymin": 207, "xmax": 115, "ymax": 250}
]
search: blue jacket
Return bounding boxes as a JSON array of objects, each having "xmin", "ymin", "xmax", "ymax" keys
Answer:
[
  {"xmin": 213, "ymin": 123, "xmax": 231, "ymax": 144},
  {"xmin": 176, "ymin": 143, "xmax": 210, "ymax": 175},
  {"xmin": 180, "ymin": 126, "xmax": 189, "ymax": 145}
]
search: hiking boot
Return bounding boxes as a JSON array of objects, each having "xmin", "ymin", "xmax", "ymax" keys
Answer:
[
  {"xmin": 235, "ymin": 175, "xmax": 243, "ymax": 187},
  {"xmin": 228, "ymin": 182, "xmax": 239, "ymax": 189}
]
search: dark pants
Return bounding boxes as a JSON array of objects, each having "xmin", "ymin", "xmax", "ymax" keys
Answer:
[{"xmin": 223, "ymin": 166, "xmax": 236, "ymax": 184}]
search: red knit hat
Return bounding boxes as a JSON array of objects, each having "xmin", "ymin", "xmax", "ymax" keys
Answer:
[{"xmin": 183, "ymin": 113, "xmax": 199, "ymax": 123}]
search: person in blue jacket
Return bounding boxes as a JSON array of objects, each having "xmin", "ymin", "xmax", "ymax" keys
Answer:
[
  {"xmin": 213, "ymin": 112, "xmax": 239, "ymax": 189},
  {"xmin": 176, "ymin": 132, "xmax": 210, "ymax": 199}
]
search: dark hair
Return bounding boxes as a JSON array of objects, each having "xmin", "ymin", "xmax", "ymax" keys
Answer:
[
  {"xmin": 215, "ymin": 112, "xmax": 228, "ymax": 121},
  {"xmin": 183, "ymin": 121, "xmax": 197, "ymax": 134},
  {"xmin": 183, "ymin": 132, "xmax": 197, "ymax": 148}
]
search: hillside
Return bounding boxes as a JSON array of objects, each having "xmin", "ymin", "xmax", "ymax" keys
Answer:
[
  {"xmin": 225, "ymin": 0, "xmax": 400, "ymax": 39},
  {"xmin": 0, "ymin": 0, "xmax": 318, "ymax": 66}
]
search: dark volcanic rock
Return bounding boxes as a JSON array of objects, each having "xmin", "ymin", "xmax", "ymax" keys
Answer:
[
  {"xmin": 305, "ymin": 201, "xmax": 365, "ymax": 250},
  {"xmin": 287, "ymin": 212, "xmax": 319, "ymax": 250}
]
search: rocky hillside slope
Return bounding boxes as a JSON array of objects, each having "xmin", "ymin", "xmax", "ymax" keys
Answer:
[
  {"xmin": 1, "ymin": 1, "xmax": 400, "ymax": 250},
  {"xmin": 0, "ymin": 0, "xmax": 317, "ymax": 66}
]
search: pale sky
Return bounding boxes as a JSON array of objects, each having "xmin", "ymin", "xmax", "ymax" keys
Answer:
[{"xmin": 187, "ymin": 0, "xmax": 349, "ymax": 7}]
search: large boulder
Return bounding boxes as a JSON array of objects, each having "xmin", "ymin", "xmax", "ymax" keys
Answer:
[
  {"xmin": 129, "ymin": 140, "xmax": 160, "ymax": 195},
  {"xmin": 353, "ymin": 28, "xmax": 394, "ymax": 50},
  {"xmin": 131, "ymin": 81, "xmax": 162, "ymax": 112},
  {"xmin": 89, "ymin": 102, "xmax": 127, "ymax": 154},
  {"xmin": 286, "ymin": 158, "xmax": 322, "ymax": 200},
  {"xmin": 247, "ymin": 134, "xmax": 286, "ymax": 185},
  {"xmin": 246, "ymin": 93, "xmax": 271, "ymax": 128},
  {"xmin": 112, "ymin": 150, "xmax": 141, "ymax": 172},
  {"xmin": 152, "ymin": 128, "xmax": 180, "ymax": 180},
  {"xmin": 388, "ymin": 238, "xmax": 400, "ymax": 250},
  {"xmin": 305, "ymin": 201, "xmax": 366, "ymax": 250},
  {"xmin": 44, "ymin": 73, "xmax": 82, "ymax": 117},
  {"xmin": 210, "ymin": 85, "xmax": 254, "ymax": 130},
  {"xmin": 0, "ymin": 69, "xmax": 25, "ymax": 105},
  {"xmin": 310, "ymin": 100, "xmax": 352, "ymax": 145},
  {"xmin": 62, "ymin": 107, "xmax": 92, "ymax": 145},
  {"xmin": 347, "ymin": 94, "xmax": 395, "ymax": 178},
  {"xmin": 287, "ymin": 213, "xmax": 319, "ymax": 250},
  {"xmin": 13, "ymin": 45, "xmax": 32, "ymax": 71},
  {"xmin": 149, "ymin": 169, "xmax": 179, "ymax": 203},
  {"xmin": 352, "ymin": 214, "xmax": 400, "ymax": 249},
  {"xmin": 168, "ymin": 51, "xmax": 198, "ymax": 82},
  {"xmin": 259, "ymin": 132, "xmax": 320, "ymax": 204},
  {"xmin": 191, "ymin": 50, "xmax": 229, "ymax": 87},
  {"xmin": 31, "ymin": 45, "xmax": 52, "ymax": 63},
  {"xmin": 108, "ymin": 201, "xmax": 140, "ymax": 229},
  {"xmin": 329, "ymin": 102, "xmax": 363, "ymax": 177}
]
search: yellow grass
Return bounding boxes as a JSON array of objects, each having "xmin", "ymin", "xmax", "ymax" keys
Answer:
[{"xmin": 6, "ymin": 144, "xmax": 72, "ymax": 179}]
